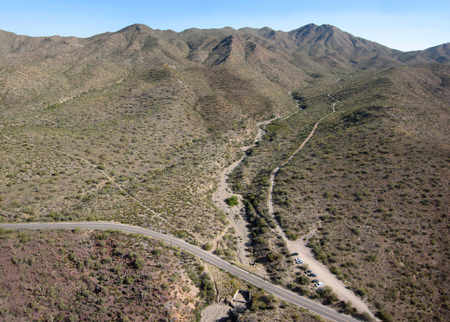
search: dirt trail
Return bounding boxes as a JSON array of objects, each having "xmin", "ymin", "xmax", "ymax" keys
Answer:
[
  {"xmin": 266, "ymin": 103, "xmax": 377, "ymax": 319},
  {"xmin": 211, "ymin": 117, "xmax": 281, "ymax": 270}
]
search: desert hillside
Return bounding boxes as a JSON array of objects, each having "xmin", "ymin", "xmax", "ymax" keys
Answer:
[{"xmin": 0, "ymin": 23, "xmax": 449, "ymax": 321}]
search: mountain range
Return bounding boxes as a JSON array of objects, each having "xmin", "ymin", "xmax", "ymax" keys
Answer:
[{"xmin": 0, "ymin": 23, "xmax": 448, "ymax": 116}]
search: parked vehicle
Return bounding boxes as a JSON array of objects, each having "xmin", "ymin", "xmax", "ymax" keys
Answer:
[
  {"xmin": 313, "ymin": 281, "xmax": 324, "ymax": 288},
  {"xmin": 294, "ymin": 257, "xmax": 304, "ymax": 264}
]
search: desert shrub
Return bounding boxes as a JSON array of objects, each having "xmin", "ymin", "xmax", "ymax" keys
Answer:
[
  {"xmin": 131, "ymin": 256, "xmax": 144, "ymax": 270},
  {"xmin": 353, "ymin": 312, "xmax": 372, "ymax": 321},
  {"xmin": 151, "ymin": 249, "xmax": 161, "ymax": 256},
  {"xmin": 291, "ymin": 91, "xmax": 305, "ymax": 102},
  {"xmin": 199, "ymin": 273, "xmax": 215, "ymax": 304},
  {"xmin": 355, "ymin": 288, "xmax": 366, "ymax": 297},
  {"xmin": 285, "ymin": 230, "xmax": 298, "ymax": 240},
  {"xmin": 266, "ymin": 252, "xmax": 281, "ymax": 263},
  {"xmin": 295, "ymin": 275, "xmax": 309, "ymax": 285},
  {"xmin": 225, "ymin": 196, "xmax": 239, "ymax": 206},
  {"xmin": 317, "ymin": 286, "xmax": 338, "ymax": 305},
  {"xmin": 123, "ymin": 276, "xmax": 134, "ymax": 285},
  {"xmin": 250, "ymin": 290, "xmax": 277, "ymax": 311},
  {"xmin": 376, "ymin": 310, "xmax": 394, "ymax": 322},
  {"xmin": 202, "ymin": 243, "xmax": 212, "ymax": 251}
]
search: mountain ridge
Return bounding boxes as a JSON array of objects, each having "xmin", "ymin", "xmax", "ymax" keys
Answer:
[
  {"xmin": 1, "ymin": 23, "xmax": 448, "ymax": 53},
  {"xmin": 0, "ymin": 22, "xmax": 448, "ymax": 136}
]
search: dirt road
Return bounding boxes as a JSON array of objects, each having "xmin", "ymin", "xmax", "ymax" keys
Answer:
[
  {"xmin": 266, "ymin": 105, "xmax": 377, "ymax": 319},
  {"xmin": 211, "ymin": 117, "xmax": 278, "ymax": 268}
]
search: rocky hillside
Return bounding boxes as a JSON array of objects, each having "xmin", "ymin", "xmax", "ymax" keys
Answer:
[{"xmin": 0, "ymin": 229, "xmax": 201, "ymax": 321}]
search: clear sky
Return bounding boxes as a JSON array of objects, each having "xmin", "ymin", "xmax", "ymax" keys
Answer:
[{"xmin": 1, "ymin": 0, "xmax": 449, "ymax": 51}]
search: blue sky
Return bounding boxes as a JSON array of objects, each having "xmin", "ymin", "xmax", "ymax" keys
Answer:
[{"xmin": 1, "ymin": 0, "xmax": 449, "ymax": 51}]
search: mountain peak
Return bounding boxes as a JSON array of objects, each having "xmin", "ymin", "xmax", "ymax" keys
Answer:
[
  {"xmin": 118, "ymin": 24, "xmax": 152, "ymax": 34},
  {"xmin": 304, "ymin": 23, "xmax": 319, "ymax": 28},
  {"xmin": 291, "ymin": 23, "xmax": 318, "ymax": 32},
  {"xmin": 318, "ymin": 24, "xmax": 338, "ymax": 30},
  {"xmin": 289, "ymin": 23, "xmax": 341, "ymax": 37},
  {"xmin": 258, "ymin": 26, "xmax": 277, "ymax": 39}
]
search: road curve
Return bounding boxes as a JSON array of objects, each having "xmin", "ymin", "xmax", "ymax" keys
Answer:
[{"xmin": 0, "ymin": 221, "xmax": 360, "ymax": 322}]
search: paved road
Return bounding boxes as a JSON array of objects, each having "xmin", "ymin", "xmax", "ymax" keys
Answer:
[{"xmin": 0, "ymin": 221, "xmax": 360, "ymax": 322}]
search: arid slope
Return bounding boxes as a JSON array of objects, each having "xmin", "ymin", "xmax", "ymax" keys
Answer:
[{"xmin": 234, "ymin": 64, "xmax": 449, "ymax": 321}]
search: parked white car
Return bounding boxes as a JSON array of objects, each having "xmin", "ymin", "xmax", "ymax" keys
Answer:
[{"xmin": 294, "ymin": 257, "xmax": 304, "ymax": 264}]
